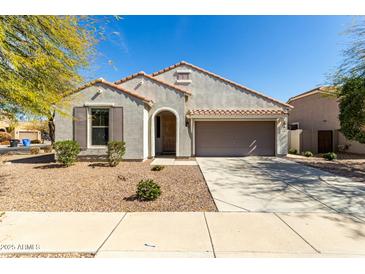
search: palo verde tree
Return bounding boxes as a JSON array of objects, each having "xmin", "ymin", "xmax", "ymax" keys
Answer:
[
  {"xmin": 333, "ymin": 18, "xmax": 365, "ymax": 144},
  {"xmin": 0, "ymin": 16, "xmax": 97, "ymax": 142}
]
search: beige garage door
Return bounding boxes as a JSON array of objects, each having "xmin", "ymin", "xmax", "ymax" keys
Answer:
[{"xmin": 195, "ymin": 121, "xmax": 275, "ymax": 156}]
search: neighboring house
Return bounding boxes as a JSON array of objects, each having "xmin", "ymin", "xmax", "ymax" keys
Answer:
[
  {"xmin": 287, "ymin": 86, "xmax": 365, "ymax": 154},
  {"xmin": 55, "ymin": 61, "xmax": 292, "ymax": 160},
  {"xmin": 0, "ymin": 118, "xmax": 42, "ymax": 142}
]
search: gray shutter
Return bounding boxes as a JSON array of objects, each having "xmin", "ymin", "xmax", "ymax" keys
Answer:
[
  {"xmin": 73, "ymin": 107, "xmax": 88, "ymax": 149},
  {"xmin": 110, "ymin": 107, "xmax": 123, "ymax": 141}
]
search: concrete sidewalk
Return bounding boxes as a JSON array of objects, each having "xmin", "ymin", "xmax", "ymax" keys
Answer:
[{"xmin": 1, "ymin": 212, "xmax": 365, "ymax": 257}]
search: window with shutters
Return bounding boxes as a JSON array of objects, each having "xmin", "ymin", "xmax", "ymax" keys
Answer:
[{"xmin": 91, "ymin": 108, "xmax": 109, "ymax": 145}]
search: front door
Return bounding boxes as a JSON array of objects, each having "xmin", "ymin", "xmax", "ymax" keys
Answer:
[
  {"xmin": 318, "ymin": 130, "xmax": 333, "ymax": 153},
  {"xmin": 162, "ymin": 113, "xmax": 176, "ymax": 153}
]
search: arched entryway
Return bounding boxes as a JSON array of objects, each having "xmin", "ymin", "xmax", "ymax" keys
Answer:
[{"xmin": 151, "ymin": 107, "xmax": 179, "ymax": 157}]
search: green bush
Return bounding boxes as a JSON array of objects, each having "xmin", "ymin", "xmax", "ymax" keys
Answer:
[
  {"xmin": 54, "ymin": 140, "xmax": 80, "ymax": 166},
  {"xmin": 136, "ymin": 179, "xmax": 161, "ymax": 201},
  {"xmin": 107, "ymin": 141, "xmax": 126, "ymax": 167},
  {"xmin": 0, "ymin": 132, "xmax": 12, "ymax": 142},
  {"xmin": 151, "ymin": 165, "xmax": 165, "ymax": 171},
  {"xmin": 304, "ymin": 151, "xmax": 313, "ymax": 157},
  {"xmin": 323, "ymin": 152, "xmax": 337, "ymax": 161},
  {"xmin": 288, "ymin": 148, "xmax": 297, "ymax": 155}
]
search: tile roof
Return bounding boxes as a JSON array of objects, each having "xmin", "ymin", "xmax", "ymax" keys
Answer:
[
  {"xmin": 114, "ymin": 71, "xmax": 191, "ymax": 96},
  {"xmin": 287, "ymin": 86, "xmax": 336, "ymax": 103},
  {"xmin": 188, "ymin": 109, "xmax": 288, "ymax": 116},
  {"xmin": 68, "ymin": 78, "xmax": 153, "ymax": 106},
  {"xmin": 151, "ymin": 61, "xmax": 293, "ymax": 109}
]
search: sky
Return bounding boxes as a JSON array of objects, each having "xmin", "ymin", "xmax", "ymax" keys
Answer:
[{"xmin": 88, "ymin": 16, "xmax": 355, "ymax": 102}]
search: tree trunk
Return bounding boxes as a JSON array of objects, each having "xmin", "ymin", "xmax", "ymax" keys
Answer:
[{"xmin": 48, "ymin": 111, "xmax": 55, "ymax": 144}]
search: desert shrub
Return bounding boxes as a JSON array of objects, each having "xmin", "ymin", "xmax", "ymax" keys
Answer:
[
  {"xmin": 151, "ymin": 165, "xmax": 165, "ymax": 171},
  {"xmin": 0, "ymin": 132, "xmax": 12, "ymax": 142},
  {"xmin": 288, "ymin": 148, "xmax": 297, "ymax": 154},
  {"xmin": 42, "ymin": 145, "xmax": 53, "ymax": 153},
  {"xmin": 107, "ymin": 141, "xmax": 126, "ymax": 167},
  {"xmin": 304, "ymin": 151, "xmax": 313, "ymax": 157},
  {"xmin": 30, "ymin": 147, "xmax": 40, "ymax": 155},
  {"xmin": 53, "ymin": 140, "xmax": 80, "ymax": 167},
  {"xmin": 31, "ymin": 139, "xmax": 41, "ymax": 144},
  {"xmin": 323, "ymin": 152, "xmax": 337, "ymax": 161},
  {"xmin": 136, "ymin": 179, "xmax": 161, "ymax": 201}
]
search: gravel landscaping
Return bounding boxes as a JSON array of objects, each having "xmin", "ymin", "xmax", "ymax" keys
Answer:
[
  {"xmin": 286, "ymin": 153, "xmax": 365, "ymax": 182},
  {"xmin": 0, "ymin": 155, "xmax": 217, "ymax": 212}
]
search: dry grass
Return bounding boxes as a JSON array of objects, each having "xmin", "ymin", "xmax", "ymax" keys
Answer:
[
  {"xmin": 0, "ymin": 155, "xmax": 216, "ymax": 212},
  {"xmin": 286, "ymin": 153, "xmax": 365, "ymax": 182}
]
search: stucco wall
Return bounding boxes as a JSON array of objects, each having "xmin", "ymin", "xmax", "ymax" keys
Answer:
[
  {"xmin": 338, "ymin": 132, "xmax": 365, "ymax": 154},
  {"xmin": 288, "ymin": 92, "xmax": 365, "ymax": 154},
  {"xmin": 118, "ymin": 76, "xmax": 191, "ymax": 157},
  {"xmin": 154, "ymin": 65, "xmax": 289, "ymax": 156},
  {"xmin": 54, "ymin": 83, "xmax": 145, "ymax": 159},
  {"xmin": 289, "ymin": 93, "xmax": 340, "ymax": 130},
  {"xmin": 154, "ymin": 65, "xmax": 281, "ymax": 110}
]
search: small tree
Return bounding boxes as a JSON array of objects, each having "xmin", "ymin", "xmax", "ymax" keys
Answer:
[
  {"xmin": 107, "ymin": 141, "xmax": 126, "ymax": 167},
  {"xmin": 338, "ymin": 77, "xmax": 365, "ymax": 144}
]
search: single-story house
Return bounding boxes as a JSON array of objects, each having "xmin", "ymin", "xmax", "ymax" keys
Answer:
[
  {"xmin": 55, "ymin": 61, "xmax": 292, "ymax": 160},
  {"xmin": 287, "ymin": 86, "xmax": 365, "ymax": 154}
]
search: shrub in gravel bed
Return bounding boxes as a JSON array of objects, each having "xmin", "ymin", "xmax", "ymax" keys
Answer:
[
  {"xmin": 151, "ymin": 165, "xmax": 165, "ymax": 171},
  {"xmin": 136, "ymin": 179, "xmax": 161, "ymax": 201},
  {"xmin": 323, "ymin": 152, "xmax": 337, "ymax": 161},
  {"xmin": 304, "ymin": 151, "xmax": 313, "ymax": 157},
  {"xmin": 30, "ymin": 147, "xmax": 40, "ymax": 155},
  {"xmin": 54, "ymin": 140, "xmax": 80, "ymax": 167},
  {"xmin": 107, "ymin": 141, "xmax": 126, "ymax": 167},
  {"xmin": 289, "ymin": 148, "xmax": 297, "ymax": 154}
]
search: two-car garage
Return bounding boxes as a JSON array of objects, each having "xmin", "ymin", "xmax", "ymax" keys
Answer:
[{"xmin": 194, "ymin": 121, "xmax": 276, "ymax": 156}]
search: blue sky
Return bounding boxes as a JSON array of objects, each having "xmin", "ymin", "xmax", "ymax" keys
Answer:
[{"xmin": 89, "ymin": 16, "xmax": 354, "ymax": 102}]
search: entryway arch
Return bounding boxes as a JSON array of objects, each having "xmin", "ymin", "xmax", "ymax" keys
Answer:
[{"xmin": 151, "ymin": 107, "xmax": 179, "ymax": 157}]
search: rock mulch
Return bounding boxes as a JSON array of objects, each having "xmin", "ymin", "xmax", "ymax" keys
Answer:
[
  {"xmin": 286, "ymin": 153, "xmax": 365, "ymax": 182},
  {"xmin": 0, "ymin": 157, "xmax": 217, "ymax": 212}
]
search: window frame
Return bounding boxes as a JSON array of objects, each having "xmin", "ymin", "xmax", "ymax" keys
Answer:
[
  {"xmin": 88, "ymin": 107, "xmax": 110, "ymax": 148},
  {"xmin": 176, "ymin": 70, "xmax": 192, "ymax": 83}
]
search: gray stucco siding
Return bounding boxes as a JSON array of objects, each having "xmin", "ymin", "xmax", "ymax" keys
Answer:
[
  {"xmin": 154, "ymin": 65, "xmax": 281, "ymax": 110},
  {"xmin": 118, "ymin": 76, "xmax": 191, "ymax": 157},
  {"xmin": 154, "ymin": 65, "xmax": 289, "ymax": 156},
  {"xmin": 54, "ymin": 83, "xmax": 145, "ymax": 159}
]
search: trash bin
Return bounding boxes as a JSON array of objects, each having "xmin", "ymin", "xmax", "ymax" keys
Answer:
[
  {"xmin": 10, "ymin": 139, "xmax": 19, "ymax": 147},
  {"xmin": 22, "ymin": 139, "xmax": 31, "ymax": 147}
]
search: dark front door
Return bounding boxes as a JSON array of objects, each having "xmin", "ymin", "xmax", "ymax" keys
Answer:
[
  {"xmin": 162, "ymin": 113, "xmax": 176, "ymax": 153},
  {"xmin": 318, "ymin": 130, "xmax": 333, "ymax": 153}
]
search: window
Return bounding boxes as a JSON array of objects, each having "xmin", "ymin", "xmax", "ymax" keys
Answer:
[
  {"xmin": 91, "ymin": 108, "xmax": 109, "ymax": 146},
  {"xmin": 289, "ymin": 122, "xmax": 299, "ymax": 130},
  {"xmin": 176, "ymin": 70, "xmax": 192, "ymax": 83},
  {"xmin": 177, "ymin": 73, "xmax": 190, "ymax": 81},
  {"xmin": 156, "ymin": 116, "xmax": 161, "ymax": 138}
]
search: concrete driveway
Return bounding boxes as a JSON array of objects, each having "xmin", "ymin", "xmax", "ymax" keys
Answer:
[{"xmin": 197, "ymin": 157, "xmax": 365, "ymax": 219}]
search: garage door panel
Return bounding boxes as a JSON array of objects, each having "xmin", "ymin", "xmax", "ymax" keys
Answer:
[{"xmin": 195, "ymin": 121, "xmax": 275, "ymax": 156}]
